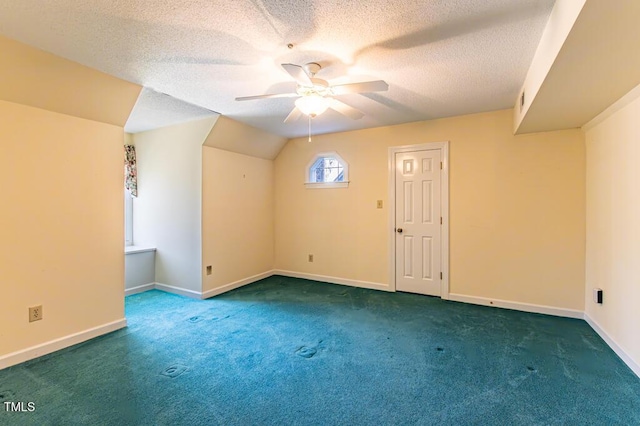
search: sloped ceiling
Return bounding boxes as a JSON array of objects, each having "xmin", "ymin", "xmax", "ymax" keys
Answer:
[
  {"xmin": 515, "ymin": 0, "xmax": 640, "ymax": 134},
  {"xmin": 0, "ymin": 0, "xmax": 555, "ymax": 138},
  {"xmin": 0, "ymin": 35, "xmax": 141, "ymax": 127},
  {"xmin": 125, "ymin": 87, "xmax": 218, "ymax": 133},
  {"xmin": 203, "ymin": 115, "xmax": 287, "ymax": 160}
]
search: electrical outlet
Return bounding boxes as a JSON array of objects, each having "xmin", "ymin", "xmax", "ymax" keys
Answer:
[
  {"xmin": 593, "ymin": 288, "xmax": 603, "ymax": 304},
  {"xmin": 29, "ymin": 305, "xmax": 43, "ymax": 322},
  {"xmin": 206, "ymin": 265, "xmax": 212, "ymax": 275},
  {"xmin": 308, "ymin": 254, "xmax": 314, "ymax": 262}
]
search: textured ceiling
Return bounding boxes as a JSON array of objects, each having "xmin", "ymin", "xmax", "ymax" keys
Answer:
[
  {"xmin": 0, "ymin": 0, "xmax": 555, "ymax": 138},
  {"xmin": 125, "ymin": 87, "xmax": 218, "ymax": 133}
]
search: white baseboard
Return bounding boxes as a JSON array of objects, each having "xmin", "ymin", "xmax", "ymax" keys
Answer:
[
  {"xmin": 154, "ymin": 282, "xmax": 203, "ymax": 299},
  {"xmin": 201, "ymin": 270, "xmax": 274, "ymax": 299},
  {"xmin": 130, "ymin": 272, "xmax": 275, "ymax": 300},
  {"xmin": 125, "ymin": 283, "xmax": 155, "ymax": 296},
  {"xmin": 273, "ymin": 270, "xmax": 391, "ymax": 292},
  {"xmin": 584, "ymin": 313, "xmax": 640, "ymax": 379},
  {"xmin": 0, "ymin": 318, "xmax": 127, "ymax": 370},
  {"xmin": 4, "ymin": 277, "xmax": 638, "ymax": 381},
  {"xmin": 153, "ymin": 271, "xmax": 390, "ymax": 299},
  {"xmin": 448, "ymin": 293, "xmax": 584, "ymax": 319}
]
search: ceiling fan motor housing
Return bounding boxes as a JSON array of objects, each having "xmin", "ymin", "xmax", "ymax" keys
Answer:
[
  {"xmin": 297, "ymin": 77, "xmax": 330, "ymax": 97},
  {"xmin": 236, "ymin": 61, "xmax": 387, "ymax": 123}
]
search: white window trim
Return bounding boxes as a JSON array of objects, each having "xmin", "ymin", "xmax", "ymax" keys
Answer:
[
  {"xmin": 125, "ymin": 189, "xmax": 133, "ymax": 246},
  {"xmin": 304, "ymin": 151, "xmax": 350, "ymax": 188}
]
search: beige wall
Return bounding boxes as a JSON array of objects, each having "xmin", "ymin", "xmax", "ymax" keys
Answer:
[
  {"xmin": 275, "ymin": 109, "xmax": 585, "ymax": 310},
  {"xmin": 585, "ymin": 86, "xmax": 640, "ymax": 372},
  {"xmin": 202, "ymin": 147, "xmax": 275, "ymax": 293},
  {"xmin": 0, "ymin": 100, "xmax": 125, "ymax": 357},
  {"xmin": 133, "ymin": 117, "xmax": 218, "ymax": 293}
]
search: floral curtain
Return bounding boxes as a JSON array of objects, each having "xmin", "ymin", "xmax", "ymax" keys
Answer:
[{"xmin": 124, "ymin": 144, "xmax": 137, "ymax": 197}]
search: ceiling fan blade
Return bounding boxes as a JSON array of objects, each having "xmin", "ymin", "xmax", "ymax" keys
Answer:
[
  {"xmin": 328, "ymin": 98, "xmax": 365, "ymax": 120},
  {"xmin": 331, "ymin": 80, "xmax": 389, "ymax": 95},
  {"xmin": 235, "ymin": 92, "xmax": 298, "ymax": 101},
  {"xmin": 284, "ymin": 107, "xmax": 303, "ymax": 123},
  {"xmin": 282, "ymin": 63, "xmax": 313, "ymax": 86}
]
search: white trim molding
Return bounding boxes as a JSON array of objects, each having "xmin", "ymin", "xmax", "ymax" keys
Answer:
[
  {"xmin": 125, "ymin": 283, "xmax": 155, "ymax": 296},
  {"xmin": 137, "ymin": 272, "xmax": 390, "ymax": 299},
  {"xmin": 448, "ymin": 293, "xmax": 584, "ymax": 319},
  {"xmin": 273, "ymin": 270, "xmax": 391, "ymax": 293},
  {"xmin": 154, "ymin": 282, "xmax": 203, "ymax": 299},
  {"xmin": 128, "ymin": 271, "xmax": 390, "ymax": 299},
  {"xmin": 0, "ymin": 319, "xmax": 127, "ymax": 370},
  {"xmin": 584, "ymin": 314, "xmax": 640, "ymax": 379},
  {"xmin": 5, "ymin": 275, "xmax": 638, "ymax": 381},
  {"xmin": 124, "ymin": 246, "xmax": 156, "ymax": 255},
  {"xmin": 388, "ymin": 141, "xmax": 450, "ymax": 298},
  {"xmin": 201, "ymin": 271, "xmax": 274, "ymax": 299},
  {"xmin": 304, "ymin": 182, "xmax": 349, "ymax": 189},
  {"xmin": 129, "ymin": 271, "xmax": 276, "ymax": 300}
]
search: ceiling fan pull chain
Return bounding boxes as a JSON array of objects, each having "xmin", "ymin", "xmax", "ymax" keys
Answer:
[{"xmin": 308, "ymin": 115, "xmax": 312, "ymax": 143}]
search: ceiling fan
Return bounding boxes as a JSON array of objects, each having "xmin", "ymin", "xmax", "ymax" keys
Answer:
[{"xmin": 235, "ymin": 62, "xmax": 389, "ymax": 123}]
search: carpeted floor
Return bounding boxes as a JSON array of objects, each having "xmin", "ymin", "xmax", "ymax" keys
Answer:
[{"xmin": 1, "ymin": 276, "xmax": 639, "ymax": 425}]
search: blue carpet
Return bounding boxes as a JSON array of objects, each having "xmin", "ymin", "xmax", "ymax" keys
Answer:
[{"xmin": 1, "ymin": 276, "xmax": 639, "ymax": 425}]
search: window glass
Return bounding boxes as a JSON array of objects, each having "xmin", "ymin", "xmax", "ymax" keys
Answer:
[{"xmin": 309, "ymin": 156, "xmax": 345, "ymax": 183}]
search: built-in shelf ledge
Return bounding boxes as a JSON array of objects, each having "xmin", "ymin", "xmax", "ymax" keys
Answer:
[
  {"xmin": 304, "ymin": 182, "xmax": 349, "ymax": 189},
  {"xmin": 125, "ymin": 246, "xmax": 156, "ymax": 255}
]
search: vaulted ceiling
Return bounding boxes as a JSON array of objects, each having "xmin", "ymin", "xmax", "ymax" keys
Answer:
[{"xmin": 0, "ymin": 0, "xmax": 556, "ymax": 137}]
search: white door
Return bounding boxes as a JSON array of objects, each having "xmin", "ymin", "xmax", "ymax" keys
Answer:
[{"xmin": 395, "ymin": 149, "xmax": 442, "ymax": 296}]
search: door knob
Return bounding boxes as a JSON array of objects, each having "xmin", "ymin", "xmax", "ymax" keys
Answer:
[{"xmin": 397, "ymin": 228, "xmax": 403, "ymax": 233}]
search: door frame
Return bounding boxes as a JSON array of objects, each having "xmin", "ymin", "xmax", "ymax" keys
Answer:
[{"xmin": 388, "ymin": 141, "xmax": 450, "ymax": 299}]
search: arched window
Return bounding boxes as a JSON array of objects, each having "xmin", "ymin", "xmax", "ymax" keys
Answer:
[{"xmin": 305, "ymin": 152, "xmax": 349, "ymax": 188}]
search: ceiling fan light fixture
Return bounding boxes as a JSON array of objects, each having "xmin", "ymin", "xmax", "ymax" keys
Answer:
[{"xmin": 295, "ymin": 94, "xmax": 330, "ymax": 117}]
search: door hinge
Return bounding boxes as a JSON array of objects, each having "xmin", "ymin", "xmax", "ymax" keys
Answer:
[
  {"xmin": 440, "ymin": 217, "xmax": 442, "ymax": 225},
  {"xmin": 440, "ymin": 161, "xmax": 443, "ymax": 170},
  {"xmin": 440, "ymin": 272, "xmax": 443, "ymax": 280}
]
